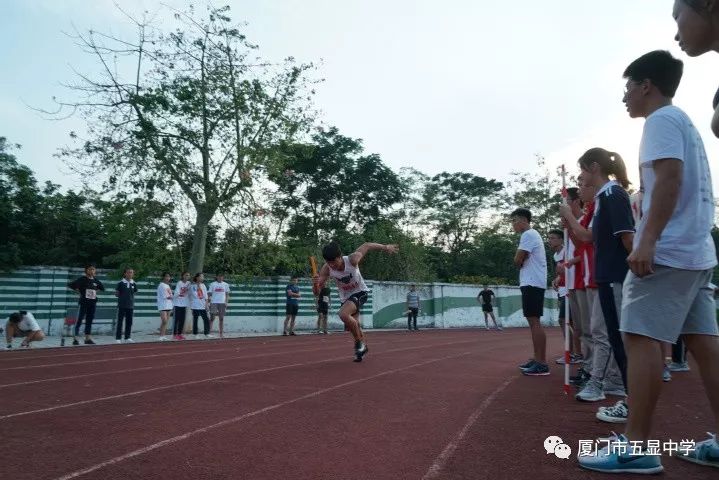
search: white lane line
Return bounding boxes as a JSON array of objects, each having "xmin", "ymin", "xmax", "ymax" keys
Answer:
[
  {"xmin": 421, "ymin": 375, "xmax": 517, "ymax": 480},
  {"xmin": 0, "ymin": 344, "xmax": 353, "ymax": 388},
  {"xmin": 53, "ymin": 351, "xmax": 471, "ymax": 480},
  {"xmin": 0, "ymin": 340, "xmax": 477, "ymax": 420}
]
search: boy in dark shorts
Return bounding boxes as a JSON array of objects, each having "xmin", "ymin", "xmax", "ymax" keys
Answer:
[
  {"xmin": 284, "ymin": 276, "xmax": 300, "ymax": 336},
  {"xmin": 477, "ymin": 285, "xmax": 500, "ymax": 330},
  {"xmin": 313, "ymin": 241, "xmax": 398, "ymax": 361},
  {"xmin": 511, "ymin": 208, "xmax": 549, "ymax": 376},
  {"xmin": 68, "ymin": 264, "xmax": 105, "ymax": 345},
  {"xmin": 316, "ymin": 285, "xmax": 330, "ymax": 334}
]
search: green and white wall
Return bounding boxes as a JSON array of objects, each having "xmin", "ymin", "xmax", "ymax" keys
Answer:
[
  {"xmin": 371, "ymin": 281, "xmax": 560, "ymax": 329},
  {"xmin": 0, "ymin": 267, "xmax": 372, "ymax": 335}
]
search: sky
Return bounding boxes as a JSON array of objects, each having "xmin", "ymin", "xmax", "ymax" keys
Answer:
[{"xmin": 2, "ymin": 0, "xmax": 719, "ymax": 193}]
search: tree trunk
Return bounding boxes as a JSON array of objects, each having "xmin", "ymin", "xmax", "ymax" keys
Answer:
[
  {"xmin": 188, "ymin": 205, "xmax": 213, "ymax": 275},
  {"xmin": 185, "ymin": 205, "xmax": 213, "ymax": 334}
]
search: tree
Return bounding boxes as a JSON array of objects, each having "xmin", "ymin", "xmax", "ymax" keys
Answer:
[
  {"xmin": 420, "ymin": 172, "xmax": 503, "ymax": 253},
  {"xmin": 502, "ymin": 155, "xmax": 565, "ymax": 237},
  {"xmin": 52, "ymin": 4, "xmax": 318, "ymax": 273},
  {"xmin": 267, "ymin": 127, "xmax": 404, "ymax": 245}
]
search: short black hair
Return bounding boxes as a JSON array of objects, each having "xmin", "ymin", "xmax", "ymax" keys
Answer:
[
  {"xmin": 548, "ymin": 229, "xmax": 564, "ymax": 239},
  {"xmin": 84, "ymin": 264, "xmax": 96, "ymax": 271},
  {"xmin": 510, "ymin": 208, "xmax": 532, "ymax": 223},
  {"xmin": 566, "ymin": 187, "xmax": 579, "ymax": 202},
  {"xmin": 322, "ymin": 242, "xmax": 342, "ymax": 262},
  {"xmin": 8, "ymin": 312, "xmax": 22, "ymax": 324},
  {"xmin": 623, "ymin": 50, "xmax": 683, "ymax": 98}
]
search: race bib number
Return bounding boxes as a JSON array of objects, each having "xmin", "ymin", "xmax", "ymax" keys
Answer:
[
  {"xmin": 197, "ymin": 288, "xmax": 204, "ymax": 299},
  {"xmin": 85, "ymin": 289, "xmax": 97, "ymax": 300},
  {"xmin": 322, "ymin": 296, "xmax": 329, "ymax": 303},
  {"xmin": 179, "ymin": 287, "xmax": 188, "ymax": 297}
]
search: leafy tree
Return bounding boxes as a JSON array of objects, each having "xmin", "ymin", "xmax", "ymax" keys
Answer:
[
  {"xmin": 52, "ymin": 4, "xmax": 318, "ymax": 273},
  {"xmin": 267, "ymin": 127, "xmax": 404, "ymax": 245},
  {"xmin": 420, "ymin": 172, "xmax": 503, "ymax": 253}
]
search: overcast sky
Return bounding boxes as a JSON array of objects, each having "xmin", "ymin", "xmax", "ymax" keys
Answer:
[{"xmin": 3, "ymin": 0, "xmax": 718, "ymax": 193}]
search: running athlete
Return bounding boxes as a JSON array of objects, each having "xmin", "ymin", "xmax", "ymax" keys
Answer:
[{"xmin": 313, "ymin": 241, "xmax": 399, "ymax": 362}]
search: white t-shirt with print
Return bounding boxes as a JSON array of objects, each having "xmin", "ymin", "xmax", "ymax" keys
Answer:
[
  {"xmin": 189, "ymin": 283, "xmax": 208, "ymax": 310},
  {"xmin": 638, "ymin": 105, "xmax": 717, "ymax": 270},
  {"xmin": 18, "ymin": 312, "xmax": 41, "ymax": 332},
  {"xmin": 209, "ymin": 281, "xmax": 231, "ymax": 304},
  {"xmin": 518, "ymin": 228, "xmax": 547, "ymax": 289},
  {"xmin": 156, "ymin": 283, "xmax": 174, "ymax": 311},
  {"xmin": 173, "ymin": 281, "xmax": 191, "ymax": 308}
]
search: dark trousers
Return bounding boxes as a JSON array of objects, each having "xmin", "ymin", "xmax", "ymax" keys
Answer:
[
  {"xmin": 672, "ymin": 337, "xmax": 686, "ymax": 363},
  {"xmin": 116, "ymin": 308, "xmax": 134, "ymax": 340},
  {"xmin": 407, "ymin": 307, "xmax": 418, "ymax": 330},
  {"xmin": 75, "ymin": 301, "xmax": 97, "ymax": 336},
  {"xmin": 598, "ymin": 282, "xmax": 628, "ymax": 391},
  {"xmin": 192, "ymin": 309, "xmax": 210, "ymax": 335},
  {"xmin": 173, "ymin": 306, "xmax": 186, "ymax": 335}
]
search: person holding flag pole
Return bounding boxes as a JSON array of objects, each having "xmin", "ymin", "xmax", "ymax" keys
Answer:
[{"xmin": 561, "ymin": 165, "xmax": 571, "ymax": 395}]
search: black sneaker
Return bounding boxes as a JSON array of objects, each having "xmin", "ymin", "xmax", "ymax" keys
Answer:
[
  {"xmin": 570, "ymin": 369, "xmax": 591, "ymax": 386},
  {"xmin": 6, "ymin": 344, "xmax": 11, "ymax": 349},
  {"xmin": 72, "ymin": 339, "xmax": 80, "ymax": 346},
  {"xmin": 84, "ymin": 339, "xmax": 96, "ymax": 345},
  {"xmin": 519, "ymin": 359, "xmax": 536, "ymax": 370},
  {"xmin": 289, "ymin": 331, "xmax": 296, "ymax": 336},
  {"xmin": 353, "ymin": 342, "xmax": 368, "ymax": 362},
  {"xmin": 522, "ymin": 362, "xmax": 550, "ymax": 376}
]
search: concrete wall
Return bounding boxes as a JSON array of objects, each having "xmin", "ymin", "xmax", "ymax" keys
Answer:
[
  {"xmin": 0, "ymin": 268, "xmax": 372, "ymax": 336},
  {"xmin": 372, "ymin": 281, "xmax": 560, "ymax": 329}
]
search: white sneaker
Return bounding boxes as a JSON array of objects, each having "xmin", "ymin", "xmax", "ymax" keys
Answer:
[
  {"xmin": 116, "ymin": 340, "xmax": 122, "ymax": 344},
  {"xmin": 125, "ymin": 338, "xmax": 134, "ymax": 343},
  {"xmin": 576, "ymin": 381, "xmax": 606, "ymax": 402},
  {"xmin": 158, "ymin": 336, "xmax": 168, "ymax": 341},
  {"xmin": 205, "ymin": 334, "xmax": 215, "ymax": 339}
]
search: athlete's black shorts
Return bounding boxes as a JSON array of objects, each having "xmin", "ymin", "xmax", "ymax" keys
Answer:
[
  {"xmin": 342, "ymin": 291, "xmax": 369, "ymax": 312},
  {"xmin": 482, "ymin": 303, "xmax": 493, "ymax": 313},
  {"xmin": 520, "ymin": 286, "xmax": 545, "ymax": 318},
  {"xmin": 286, "ymin": 303, "xmax": 299, "ymax": 315},
  {"xmin": 317, "ymin": 303, "xmax": 329, "ymax": 315}
]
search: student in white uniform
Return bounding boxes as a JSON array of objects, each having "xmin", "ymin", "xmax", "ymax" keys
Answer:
[
  {"xmin": 209, "ymin": 273, "xmax": 231, "ymax": 338},
  {"xmin": 5, "ymin": 311, "xmax": 45, "ymax": 349},
  {"xmin": 313, "ymin": 241, "xmax": 398, "ymax": 362},
  {"xmin": 156, "ymin": 272, "xmax": 174, "ymax": 341}
]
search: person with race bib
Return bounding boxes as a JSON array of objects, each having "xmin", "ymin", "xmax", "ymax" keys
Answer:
[
  {"xmin": 313, "ymin": 241, "xmax": 399, "ymax": 362},
  {"xmin": 68, "ymin": 264, "xmax": 105, "ymax": 346}
]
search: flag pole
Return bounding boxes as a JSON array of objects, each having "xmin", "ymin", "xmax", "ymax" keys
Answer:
[{"xmin": 560, "ymin": 164, "xmax": 570, "ymax": 395}]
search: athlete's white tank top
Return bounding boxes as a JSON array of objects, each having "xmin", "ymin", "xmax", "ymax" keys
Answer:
[{"xmin": 328, "ymin": 256, "xmax": 368, "ymax": 302}]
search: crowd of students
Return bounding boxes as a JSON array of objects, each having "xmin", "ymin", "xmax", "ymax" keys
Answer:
[{"xmin": 511, "ymin": 38, "xmax": 719, "ymax": 473}]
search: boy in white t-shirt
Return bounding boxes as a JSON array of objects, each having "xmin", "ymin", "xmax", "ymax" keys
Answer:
[
  {"xmin": 156, "ymin": 272, "xmax": 174, "ymax": 341},
  {"xmin": 5, "ymin": 311, "xmax": 45, "ymax": 349},
  {"xmin": 209, "ymin": 273, "xmax": 231, "ymax": 338},
  {"xmin": 172, "ymin": 271, "xmax": 191, "ymax": 340},
  {"xmin": 510, "ymin": 208, "xmax": 549, "ymax": 376},
  {"xmin": 580, "ymin": 50, "xmax": 719, "ymax": 474}
]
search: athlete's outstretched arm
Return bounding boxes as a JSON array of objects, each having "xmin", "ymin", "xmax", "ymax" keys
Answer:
[
  {"xmin": 312, "ymin": 264, "xmax": 330, "ymax": 296},
  {"xmin": 349, "ymin": 243, "xmax": 399, "ymax": 267}
]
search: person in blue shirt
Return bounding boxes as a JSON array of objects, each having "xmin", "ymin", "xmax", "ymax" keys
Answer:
[{"xmin": 284, "ymin": 276, "xmax": 301, "ymax": 336}]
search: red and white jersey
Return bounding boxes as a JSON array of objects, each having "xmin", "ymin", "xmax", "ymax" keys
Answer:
[{"xmin": 328, "ymin": 256, "xmax": 368, "ymax": 303}]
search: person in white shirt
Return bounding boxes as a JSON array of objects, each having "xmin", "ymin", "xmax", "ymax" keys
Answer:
[
  {"xmin": 172, "ymin": 271, "xmax": 191, "ymax": 340},
  {"xmin": 189, "ymin": 272, "xmax": 211, "ymax": 338},
  {"xmin": 209, "ymin": 273, "xmax": 231, "ymax": 338},
  {"xmin": 5, "ymin": 311, "xmax": 44, "ymax": 349},
  {"xmin": 156, "ymin": 272, "xmax": 174, "ymax": 341},
  {"xmin": 579, "ymin": 49, "xmax": 719, "ymax": 473},
  {"xmin": 511, "ymin": 208, "xmax": 549, "ymax": 376}
]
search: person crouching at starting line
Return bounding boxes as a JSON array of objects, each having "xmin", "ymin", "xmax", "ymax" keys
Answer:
[
  {"xmin": 313, "ymin": 241, "xmax": 399, "ymax": 362},
  {"xmin": 5, "ymin": 311, "xmax": 45, "ymax": 349}
]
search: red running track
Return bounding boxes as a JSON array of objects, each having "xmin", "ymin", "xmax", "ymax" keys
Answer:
[{"xmin": 0, "ymin": 329, "xmax": 715, "ymax": 480}]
